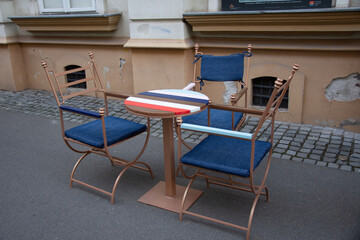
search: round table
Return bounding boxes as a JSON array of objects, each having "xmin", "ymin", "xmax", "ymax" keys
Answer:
[{"xmin": 125, "ymin": 89, "xmax": 209, "ymax": 212}]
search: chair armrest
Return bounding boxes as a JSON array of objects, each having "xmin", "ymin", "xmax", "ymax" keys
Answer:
[
  {"xmin": 104, "ymin": 91, "xmax": 130, "ymax": 99},
  {"xmin": 60, "ymin": 105, "xmax": 101, "ymax": 118},
  {"xmin": 182, "ymin": 83, "xmax": 196, "ymax": 91},
  {"xmin": 231, "ymin": 87, "xmax": 248, "ymax": 104},
  {"xmin": 181, "ymin": 123, "xmax": 253, "ymax": 140},
  {"xmin": 210, "ymin": 104, "xmax": 264, "ymax": 115}
]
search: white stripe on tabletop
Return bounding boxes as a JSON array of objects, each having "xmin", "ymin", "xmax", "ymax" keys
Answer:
[{"xmin": 148, "ymin": 89, "xmax": 209, "ymax": 100}]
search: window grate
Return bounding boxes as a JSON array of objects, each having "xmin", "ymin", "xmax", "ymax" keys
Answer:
[
  {"xmin": 65, "ymin": 65, "xmax": 86, "ymax": 89},
  {"xmin": 252, "ymin": 76, "xmax": 288, "ymax": 109}
]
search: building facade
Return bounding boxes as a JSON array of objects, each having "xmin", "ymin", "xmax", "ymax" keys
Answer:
[{"xmin": 1, "ymin": 0, "xmax": 360, "ymax": 132}]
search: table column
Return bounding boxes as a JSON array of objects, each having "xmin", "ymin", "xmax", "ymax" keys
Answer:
[{"xmin": 162, "ymin": 117, "xmax": 176, "ymax": 197}]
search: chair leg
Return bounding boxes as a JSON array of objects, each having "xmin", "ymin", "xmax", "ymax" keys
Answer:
[
  {"xmin": 229, "ymin": 175, "xmax": 234, "ymax": 185},
  {"xmin": 107, "ymin": 128, "xmax": 153, "ymax": 174},
  {"xmin": 205, "ymin": 177, "xmax": 210, "ymax": 189},
  {"xmin": 235, "ymin": 114, "xmax": 247, "ymax": 131},
  {"xmin": 247, "ymin": 191, "xmax": 262, "ymax": 240},
  {"xmin": 70, "ymin": 150, "xmax": 153, "ymax": 204},
  {"xmin": 109, "ymin": 157, "xmax": 114, "ymax": 166},
  {"xmin": 264, "ymin": 186, "xmax": 269, "ymax": 202},
  {"xmin": 111, "ymin": 164, "xmax": 132, "ymax": 204},
  {"xmin": 180, "ymin": 137, "xmax": 193, "ymax": 150},
  {"xmin": 179, "ymin": 171, "xmax": 200, "ymax": 221},
  {"xmin": 110, "ymin": 161, "xmax": 154, "ymax": 204},
  {"xmin": 70, "ymin": 129, "xmax": 153, "ymax": 203},
  {"xmin": 131, "ymin": 161, "xmax": 154, "ymax": 178},
  {"xmin": 70, "ymin": 151, "xmax": 91, "ymax": 188},
  {"xmin": 176, "ymin": 165, "xmax": 181, "ymax": 177},
  {"xmin": 180, "ymin": 172, "xmax": 267, "ymax": 240},
  {"xmin": 106, "ymin": 133, "xmax": 153, "ymax": 203}
]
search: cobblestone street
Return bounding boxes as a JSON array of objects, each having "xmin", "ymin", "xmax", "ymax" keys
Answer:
[{"xmin": 1, "ymin": 89, "xmax": 359, "ymax": 173}]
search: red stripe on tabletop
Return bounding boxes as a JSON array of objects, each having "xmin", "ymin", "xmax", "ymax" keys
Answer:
[{"xmin": 124, "ymin": 100, "xmax": 190, "ymax": 115}]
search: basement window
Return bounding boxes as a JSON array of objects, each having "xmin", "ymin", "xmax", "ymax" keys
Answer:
[
  {"xmin": 65, "ymin": 65, "xmax": 86, "ymax": 89},
  {"xmin": 252, "ymin": 76, "xmax": 289, "ymax": 109}
]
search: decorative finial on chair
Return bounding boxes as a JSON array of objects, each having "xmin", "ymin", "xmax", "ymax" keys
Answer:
[
  {"xmin": 288, "ymin": 64, "xmax": 300, "ymax": 81},
  {"xmin": 89, "ymin": 52, "xmax": 94, "ymax": 60},
  {"xmin": 176, "ymin": 117, "xmax": 183, "ymax": 126},
  {"xmin": 99, "ymin": 108, "xmax": 105, "ymax": 116},
  {"xmin": 41, "ymin": 61, "xmax": 48, "ymax": 68},
  {"xmin": 248, "ymin": 44, "xmax": 252, "ymax": 52},
  {"xmin": 195, "ymin": 43, "xmax": 199, "ymax": 51},
  {"xmin": 293, "ymin": 64, "xmax": 299, "ymax": 72},
  {"xmin": 274, "ymin": 78, "xmax": 284, "ymax": 89}
]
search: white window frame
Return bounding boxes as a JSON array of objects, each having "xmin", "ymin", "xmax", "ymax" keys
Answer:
[{"xmin": 38, "ymin": 0, "xmax": 96, "ymax": 13}]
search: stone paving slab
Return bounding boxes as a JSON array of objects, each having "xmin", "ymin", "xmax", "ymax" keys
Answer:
[{"xmin": 1, "ymin": 89, "xmax": 359, "ymax": 173}]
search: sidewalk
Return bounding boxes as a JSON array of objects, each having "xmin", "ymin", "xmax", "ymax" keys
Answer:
[
  {"xmin": 0, "ymin": 89, "xmax": 359, "ymax": 173},
  {"xmin": 1, "ymin": 108, "xmax": 359, "ymax": 240}
]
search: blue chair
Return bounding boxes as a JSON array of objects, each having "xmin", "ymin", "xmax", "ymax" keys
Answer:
[
  {"xmin": 176, "ymin": 44, "xmax": 252, "ymax": 175},
  {"xmin": 176, "ymin": 64, "xmax": 299, "ymax": 240},
  {"xmin": 182, "ymin": 43, "xmax": 252, "ymax": 133},
  {"xmin": 41, "ymin": 52, "xmax": 153, "ymax": 204}
]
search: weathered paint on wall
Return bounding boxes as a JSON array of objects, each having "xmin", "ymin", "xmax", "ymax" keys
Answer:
[
  {"xmin": 325, "ymin": 73, "xmax": 360, "ymax": 102},
  {"xmin": 324, "ymin": 73, "xmax": 360, "ymax": 132},
  {"xmin": 20, "ymin": 44, "xmax": 134, "ymax": 95},
  {"xmin": 223, "ymin": 81, "xmax": 238, "ymax": 104}
]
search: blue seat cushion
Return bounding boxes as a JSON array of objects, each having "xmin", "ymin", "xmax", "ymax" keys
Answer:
[
  {"xmin": 64, "ymin": 116, "xmax": 147, "ymax": 148},
  {"xmin": 181, "ymin": 135, "xmax": 272, "ymax": 178},
  {"xmin": 182, "ymin": 108, "xmax": 244, "ymax": 130}
]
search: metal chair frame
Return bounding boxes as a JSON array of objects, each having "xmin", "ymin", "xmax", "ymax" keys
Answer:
[
  {"xmin": 176, "ymin": 43, "xmax": 252, "ymax": 176},
  {"xmin": 179, "ymin": 43, "xmax": 252, "ymax": 150},
  {"xmin": 41, "ymin": 52, "xmax": 153, "ymax": 204},
  {"xmin": 176, "ymin": 64, "xmax": 299, "ymax": 239}
]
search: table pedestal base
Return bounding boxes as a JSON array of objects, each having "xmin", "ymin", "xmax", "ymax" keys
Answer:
[{"xmin": 138, "ymin": 181, "xmax": 203, "ymax": 213}]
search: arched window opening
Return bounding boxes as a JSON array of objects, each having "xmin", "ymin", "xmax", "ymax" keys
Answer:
[
  {"xmin": 252, "ymin": 76, "xmax": 289, "ymax": 109},
  {"xmin": 65, "ymin": 65, "xmax": 86, "ymax": 89}
]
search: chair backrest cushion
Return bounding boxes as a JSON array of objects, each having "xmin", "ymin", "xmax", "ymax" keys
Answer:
[{"xmin": 198, "ymin": 52, "xmax": 251, "ymax": 82}]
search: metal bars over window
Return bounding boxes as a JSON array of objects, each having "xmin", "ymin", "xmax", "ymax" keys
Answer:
[
  {"xmin": 252, "ymin": 76, "xmax": 289, "ymax": 109},
  {"xmin": 65, "ymin": 65, "xmax": 87, "ymax": 89}
]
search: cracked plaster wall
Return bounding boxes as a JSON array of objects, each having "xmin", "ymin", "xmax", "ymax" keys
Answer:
[
  {"xmin": 324, "ymin": 73, "xmax": 360, "ymax": 130},
  {"xmin": 325, "ymin": 73, "xmax": 360, "ymax": 102},
  {"xmin": 222, "ymin": 81, "xmax": 237, "ymax": 104}
]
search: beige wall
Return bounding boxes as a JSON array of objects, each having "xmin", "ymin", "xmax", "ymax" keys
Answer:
[
  {"xmin": 1, "ymin": 41, "xmax": 359, "ymax": 132},
  {"xmin": 20, "ymin": 44, "xmax": 134, "ymax": 95},
  {"xmin": 0, "ymin": 45, "xmax": 16, "ymax": 91},
  {"xmin": 0, "ymin": 44, "xmax": 27, "ymax": 91},
  {"xmin": 131, "ymin": 48, "xmax": 193, "ymax": 93},
  {"xmin": 295, "ymin": 50, "xmax": 360, "ymax": 132}
]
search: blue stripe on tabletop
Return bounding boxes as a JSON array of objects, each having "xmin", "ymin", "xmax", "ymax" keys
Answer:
[{"xmin": 139, "ymin": 91, "xmax": 209, "ymax": 104}]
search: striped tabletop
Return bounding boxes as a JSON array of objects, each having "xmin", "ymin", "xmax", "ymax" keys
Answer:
[{"xmin": 124, "ymin": 89, "xmax": 209, "ymax": 118}]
